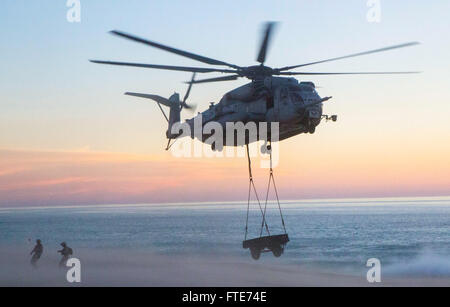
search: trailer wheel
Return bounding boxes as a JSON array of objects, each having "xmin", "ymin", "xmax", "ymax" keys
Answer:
[
  {"xmin": 272, "ymin": 245, "xmax": 283, "ymax": 257},
  {"xmin": 250, "ymin": 248, "xmax": 261, "ymax": 260}
]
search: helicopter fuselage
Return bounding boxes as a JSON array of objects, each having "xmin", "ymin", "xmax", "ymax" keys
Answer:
[{"xmin": 175, "ymin": 77, "xmax": 325, "ymax": 149}]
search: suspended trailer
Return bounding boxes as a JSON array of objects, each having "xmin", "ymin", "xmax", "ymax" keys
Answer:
[
  {"xmin": 243, "ymin": 234, "xmax": 289, "ymax": 260},
  {"xmin": 243, "ymin": 144, "xmax": 289, "ymax": 260}
]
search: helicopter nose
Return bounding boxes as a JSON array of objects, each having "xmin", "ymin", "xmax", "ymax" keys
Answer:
[{"xmin": 308, "ymin": 109, "xmax": 321, "ymax": 119}]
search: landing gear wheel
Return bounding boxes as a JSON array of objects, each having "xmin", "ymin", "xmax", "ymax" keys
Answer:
[
  {"xmin": 260, "ymin": 142, "xmax": 272, "ymax": 154},
  {"xmin": 250, "ymin": 248, "xmax": 261, "ymax": 260},
  {"xmin": 271, "ymin": 245, "xmax": 283, "ymax": 257}
]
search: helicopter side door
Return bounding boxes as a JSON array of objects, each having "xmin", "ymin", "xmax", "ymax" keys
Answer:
[{"xmin": 266, "ymin": 86, "xmax": 298, "ymax": 123}]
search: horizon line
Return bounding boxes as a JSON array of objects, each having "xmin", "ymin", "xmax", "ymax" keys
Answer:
[{"xmin": 1, "ymin": 195, "xmax": 450, "ymax": 211}]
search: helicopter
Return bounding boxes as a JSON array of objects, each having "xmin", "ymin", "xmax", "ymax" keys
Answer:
[
  {"xmin": 91, "ymin": 22, "xmax": 419, "ymax": 260},
  {"xmin": 90, "ymin": 22, "xmax": 419, "ymax": 152}
]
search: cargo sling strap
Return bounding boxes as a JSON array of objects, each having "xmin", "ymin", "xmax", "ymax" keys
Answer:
[{"xmin": 244, "ymin": 143, "xmax": 287, "ymax": 241}]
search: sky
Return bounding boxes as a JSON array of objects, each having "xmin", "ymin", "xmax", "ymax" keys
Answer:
[{"xmin": 1, "ymin": 1, "xmax": 449, "ymax": 207}]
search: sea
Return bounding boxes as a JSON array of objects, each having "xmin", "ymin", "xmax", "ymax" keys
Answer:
[{"xmin": 1, "ymin": 197, "xmax": 449, "ymax": 278}]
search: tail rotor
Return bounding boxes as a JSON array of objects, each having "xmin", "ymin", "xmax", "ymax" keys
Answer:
[
  {"xmin": 124, "ymin": 72, "xmax": 197, "ymax": 116},
  {"xmin": 124, "ymin": 73, "xmax": 198, "ymax": 149},
  {"xmin": 181, "ymin": 73, "xmax": 197, "ymax": 112}
]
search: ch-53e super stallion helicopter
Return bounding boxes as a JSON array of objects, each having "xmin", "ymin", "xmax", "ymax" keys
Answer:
[{"xmin": 91, "ymin": 22, "xmax": 419, "ymax": 260}]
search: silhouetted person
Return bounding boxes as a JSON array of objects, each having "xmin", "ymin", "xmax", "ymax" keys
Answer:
[
  {"xmin": 30, "ymin": 239, "xmax": 43, "ymax": 268},
  {"xmin": 58, "ymin": 242, "xmax": 73, "ymax": 268}
]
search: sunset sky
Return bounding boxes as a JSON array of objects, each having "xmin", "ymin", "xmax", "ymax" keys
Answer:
[{"xmin": 1, "ymin": 1, "xmax": 449, "ymax": 207}]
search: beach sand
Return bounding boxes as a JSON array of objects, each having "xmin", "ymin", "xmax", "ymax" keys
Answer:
[{"xmin": 1, "ymin": 247, "xmax": 448, "ymax": 287}]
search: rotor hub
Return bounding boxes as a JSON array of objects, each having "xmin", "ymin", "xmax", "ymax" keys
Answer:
[{"xmin": 240, "ymin": 65, "xmax": 276, "ymax": 79}]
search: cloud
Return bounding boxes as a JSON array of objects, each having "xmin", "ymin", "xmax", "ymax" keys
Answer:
[
  {"xmin": 0, "ymin": 145, "xmax": 449, "ymax": 207},
  {"xmin": 0, "ymin": 149, "xmax": 246, "ymax": 207}
]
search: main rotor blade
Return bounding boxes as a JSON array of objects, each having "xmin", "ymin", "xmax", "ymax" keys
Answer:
[
  {"xmin": 257, "ymin": 22, "xmax": 276, "ymax": 64},
  {"xmin": 90, "ymin": 60, "xmax": 238, "ymax": 73},
  {"xmin": 185, "ymin": 74, "xmax": 240, "ymax": 84},
  {"xmin": 279, "ymin": 71, "xmax": 421, "ymax": 76},
  {"xmin": 124, "ymin": 92, "xmax": 172, "ymax": 107},
  {"xmin": 277, "ymin": 42, "xmax": 420, "ymax": 71},
  {"xmin": 110, "ymin": 30, "xmax": 241, "ymax": 69}
]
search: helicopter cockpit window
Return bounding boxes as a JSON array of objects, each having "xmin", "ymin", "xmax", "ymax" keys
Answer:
[
  {"xmin": 290, "ymin": 92, "xmax": 304, "ymax": 104},
  {"xmin": 300, "ymin": 86, "xmax": 314, "ymax": 92}
]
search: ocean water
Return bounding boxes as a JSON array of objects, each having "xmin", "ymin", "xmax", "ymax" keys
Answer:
[{"xmin": 1, "ymin": 197, "xmax": 449, "ymax": 277}]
